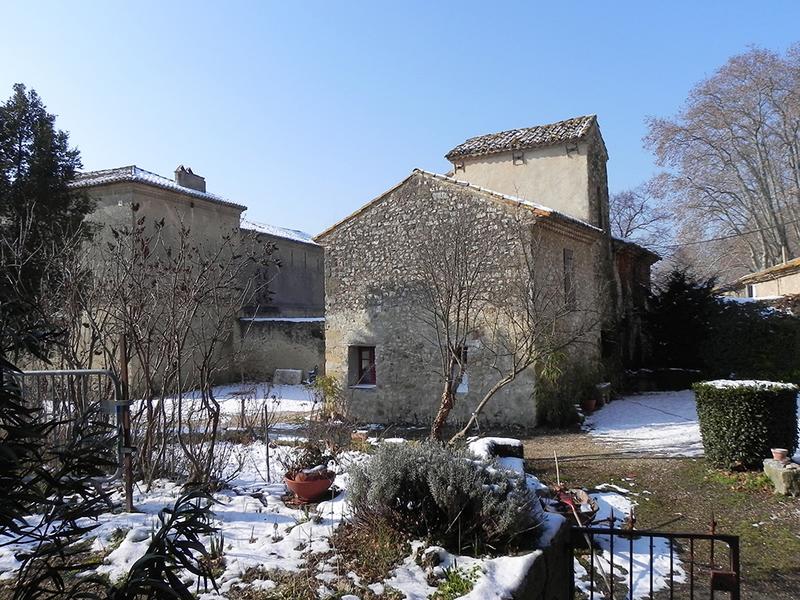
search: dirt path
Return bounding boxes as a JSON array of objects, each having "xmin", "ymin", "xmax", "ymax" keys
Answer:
[{"xmin": 521, "ymin": 428, "xmax": 800, "ymax": 600}]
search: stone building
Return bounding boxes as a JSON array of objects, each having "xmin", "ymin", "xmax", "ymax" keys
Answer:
[
  {"xmin": 720, "ymin": 256, "xmax": 800, "ymax": 300},
  {"xmin": 316, "ymin": 116, "xmax": 657, "ymax": 427},
  {"xmin": 70, "ymin": 165, "xmax": 324, "ymax": 381}
]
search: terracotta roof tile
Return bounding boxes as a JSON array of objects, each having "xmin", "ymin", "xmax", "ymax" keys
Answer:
[{"xmin": 445, "ymin": 115, "xmax": 596, "ymax": 161}]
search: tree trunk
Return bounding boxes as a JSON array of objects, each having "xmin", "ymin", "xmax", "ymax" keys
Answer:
[
  {"xmin": 448, "ymin": 373, "xmax": 516, "ymax": 445},
  {"xmin": 430, "ymin": 386, "xmax": 455, "ymax": 441}
]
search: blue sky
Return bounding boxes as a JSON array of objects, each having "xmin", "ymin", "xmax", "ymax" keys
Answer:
[{"xmin": 2, "ymin": 1, "xmax": 799, "ymax": 235}]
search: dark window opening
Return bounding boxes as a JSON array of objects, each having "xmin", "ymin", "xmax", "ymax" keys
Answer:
[
  {"xmin": 352, "ymin": 345, "xmax": 376, "ymax": 385},
  {"xmin": 563, "ymin": 248, "xmax": 576, "ymax": 308}
]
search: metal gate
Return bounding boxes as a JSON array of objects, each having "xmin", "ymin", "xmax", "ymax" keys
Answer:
[
  {"xmin": 13, "ymin": 369, "xmax": 125, "ymax": 482},
  {"xmin": 570, "ymin": 525, "xmax": 740, "ymax": 599}
]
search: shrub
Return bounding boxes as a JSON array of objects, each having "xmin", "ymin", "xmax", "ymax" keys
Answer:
[
  {"xmin": 693, "ymin": 380, "xmax": 799, "ymax": 469},
  {"xmin": 535, "ymin": 361, "xmax": 597, "ymax": 427},
  {"xmin": 646, "ymin": 268, "xmax": 800, "ymax": 383},
  {"xmin": 348, "ymin": 442, "xmax": 540, "ymax": 555},
  {"xmin": 431, "ymin": 564, "xmax": 481, "ymax": 600}
]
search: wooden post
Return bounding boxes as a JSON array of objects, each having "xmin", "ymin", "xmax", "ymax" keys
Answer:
[{"xmin": 119, "ymin": 333, "xmax": 134, "ymax": 512}]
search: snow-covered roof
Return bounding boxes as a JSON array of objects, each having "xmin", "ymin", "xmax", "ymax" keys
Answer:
[
  {"xmin": 241, "ymin": 219, "xmax": 318, "ymax": 246},
  {"xmin": 445, "ymin": 115, "xmax": 599, "ymax": 161},
  {"xmin": 71, "ymin": 165, "xmax": 247, "ymax": 211},
  {"xmin": 239, "ymin": 316, "xmax": 324, "ymax": 323},
  {"xmin": 726, "ymin": 256, "xmax": 800, "ymax": 290}
]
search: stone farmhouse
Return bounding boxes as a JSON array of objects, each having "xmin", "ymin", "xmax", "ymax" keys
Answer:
[
  {"xmin": 315, "ymin": 116, "xmax": 658, "ymax": 427},
  {"xmin": 70, "ymin": 165, "xmax": 324, "ymax": 381}
]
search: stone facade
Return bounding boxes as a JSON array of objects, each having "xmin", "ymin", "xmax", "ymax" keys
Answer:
[
  {"xmin": 236, "ymin": 318, "xmax": 325, "ymax": 381},
  {"xmin": 318, "ymin": 171, "xmax": 603, "ymax": 427},
  {"xmin": 318, "ymin": 116, "xmax": 657, "ymax": 426}
]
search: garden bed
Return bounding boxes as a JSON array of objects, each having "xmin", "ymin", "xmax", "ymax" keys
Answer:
[{"xmin": 0, "ymin": 436, "xmax": 572, "ymax": 600}]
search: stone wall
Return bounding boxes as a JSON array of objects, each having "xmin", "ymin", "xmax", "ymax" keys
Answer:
[
  {"xmin": 236, "ymin": 318, "xmax": 325, "ymax": 381},
  {"xmin": 515, "ymin": 516, "xmax": 573, "ymax": 600},
  {"xmin": 321, "ymin": 171, "xmax": 602, "ymax": 428}
]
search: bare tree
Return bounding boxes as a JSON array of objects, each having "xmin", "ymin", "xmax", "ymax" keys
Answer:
[
  {"xmin": 645, "ymin": 44, "xmax": 800, "ymax": 275},
  {"xmin": 448, "ymin": 226, "xmax": 601, "ymax": 443},
  {"xmin": 51, "ymin": 211, "xmax": 276, "ymax": 487},
  {"xmin": 411, "ymin": 209, "xmax": 496, "ymax": 440},
  {"xmin": 609, "ymin": 185, "xmax": 672, "ymax": 253},
  {"xmin": 411, "ymin": 205, "xmax": 601, "ymax": 441}
]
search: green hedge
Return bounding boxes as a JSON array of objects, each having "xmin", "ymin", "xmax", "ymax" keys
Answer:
[{"xmin": 693, "ymin": 381, "xmax": 799, "ymax": 469}]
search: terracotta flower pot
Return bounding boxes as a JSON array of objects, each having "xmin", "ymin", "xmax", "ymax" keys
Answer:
[
  {"xmin": 771, "ymin": 448, "xmax": 789, "ymax": 462},
  {"xmin": 581, "ymin": 397, "xmax": 597, "ymax": 413},
  {"xmin": 284, "ymin": 472, "xmax": 335, "ymax": 502}
]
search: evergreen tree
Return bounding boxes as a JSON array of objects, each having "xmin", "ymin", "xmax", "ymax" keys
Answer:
[
  {"xmin": 0, "ymin": 83, "xmax": 93, "ymax": 359},
  {"xmin": 646, "ymin": 269, "xmax": 720, "ymax": 370}
]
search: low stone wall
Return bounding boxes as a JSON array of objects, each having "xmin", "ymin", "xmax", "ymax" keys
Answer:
[
  {"xmin": 237, "ymin": 319, "xmax": 324, "ymax": 381},
  {"xmin": 514, "ymin": 516, "xmax": 572, "ymax": 600}
]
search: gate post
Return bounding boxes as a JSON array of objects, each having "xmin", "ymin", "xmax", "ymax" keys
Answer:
[{"xmin": 119, "ymin": 334, "xmax": 134, "ymax": 512}]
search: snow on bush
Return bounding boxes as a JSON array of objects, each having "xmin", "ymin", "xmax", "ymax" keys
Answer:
[
  {"xmin": 348, "ymin": 442, "xmax": 542, "ymax": 554},
  {"xmin": 693, "ymin": 380, "xmax": 799, "ymax": 469}
]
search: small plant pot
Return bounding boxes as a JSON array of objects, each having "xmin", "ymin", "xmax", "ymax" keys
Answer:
[
  {"xmin": 581, "ymin": 397, "xmax": 598, "ymax": 413},
  {"xmin": 284, "ymin": 472, "xmax": 335, "ymax": 502},
  {"xmin": 771, "ymin": 448, "xmax": 789, "ymax": 462}
]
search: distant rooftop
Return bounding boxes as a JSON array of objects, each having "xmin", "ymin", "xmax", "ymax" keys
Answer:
[
  {"xmin": 71, "ymin": 165, "xmax": 247, "ymax": 211},
  {"xmin": 241, "ymin": 219, "xmax": 318, "ymax": 246},
  {"xmin": 445, "ymin": 115, "xmax": 598, "ymax": 161}
]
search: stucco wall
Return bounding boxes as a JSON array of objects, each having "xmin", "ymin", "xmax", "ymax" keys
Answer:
[
  {"xmin": 726, "ymin": 270, "xmax": 800, "ymax": 298},
  {"xmin": 321, "ymin": 172, "xmax": 602, "ymax": 428},
  {"xmin": 242, "ymin": 234, "xmax": 325, "ymax": 318},
  {"xmin": 79, "ymin": 182, "xmax": 246, "ymax": 385},
  {"xmin": 454, "ymin": 141, "xmax": 603, "ymax": 226},
  {"xmin": 753, "ymin": 272, "xmax": 800, "ymax": 297},
  {"xmin": 85, "ymin": 182, "xmax": 242, "ymax": 244}
]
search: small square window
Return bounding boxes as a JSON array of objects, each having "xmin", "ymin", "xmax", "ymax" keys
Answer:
[
  {"xmin": 349, "ymin": 345, "xmax": 376, "ymax": 386},
  {"xmin": 512, "ymin": 150, "xmax": 524, "ymax": 165}
]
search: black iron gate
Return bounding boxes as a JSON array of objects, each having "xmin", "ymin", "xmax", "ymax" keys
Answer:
[
  {"xmin": 570, "ymin": 525, "xmax": 740, "ymax": 599},
  {"xmin": 14, "ymin": 369, "xmax": 125, "ymax": 482}
]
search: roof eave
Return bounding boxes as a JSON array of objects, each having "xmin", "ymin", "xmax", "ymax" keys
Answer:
[{"xmin": 70, "ymin": 171, "xmax": 247, "ymax": 212}]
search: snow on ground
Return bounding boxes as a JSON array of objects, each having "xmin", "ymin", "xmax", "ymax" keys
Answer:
[
  {"xmin": 201, "ymin": 381, "xmax": 319, "ymax": 414},
  {"xmin": 131, "ymin": 382, "xmax": 318, "ymax": 421},
  {"xmin": 0, "ymin": 436, "xmax": 567, "ymax": 599},
  {"xmin": 585, "ymin": 389, "xmax": 800, "ymax": 461},
  {"xmin": 574, "ymin": 489, "xmax": 685, "ymax": 600},
  {"xmin": 584, "ymin": 390, "xmax": 703, "ymax": 457}
]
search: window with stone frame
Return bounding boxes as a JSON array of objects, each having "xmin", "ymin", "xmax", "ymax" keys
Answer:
[
  {"xmin": 349, "ymin": 345, "xmax": 376, "ymax": 386},
  {"xmin": 563, "ymin": 248, "xmax": 576, "ymax": 308}
]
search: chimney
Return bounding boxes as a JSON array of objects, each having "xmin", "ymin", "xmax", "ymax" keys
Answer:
[{"xmin": 174, "ymin": 165, "xmax": 206, "ymax": 192}]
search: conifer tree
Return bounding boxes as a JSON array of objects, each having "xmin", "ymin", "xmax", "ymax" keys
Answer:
[{"xmin": 0, "ymin": 83, "xmax": 93, "ymax": 359}]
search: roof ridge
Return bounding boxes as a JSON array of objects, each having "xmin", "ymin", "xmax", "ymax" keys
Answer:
[
  {"xmin": 241, "ymin": 218, "xmax": 318, "ymax": 246},
  {"xmin": 445, "ymin": 114, "xmax": 599, "ymax": 161},
  {"xmin": 70, "ymin": 164, "xmax": 247, "ymax": 211}
]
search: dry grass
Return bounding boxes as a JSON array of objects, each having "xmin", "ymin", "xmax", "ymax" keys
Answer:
[{"xmin": 523, "ymin": 429, "xmax": 800, "ymax": 600}]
